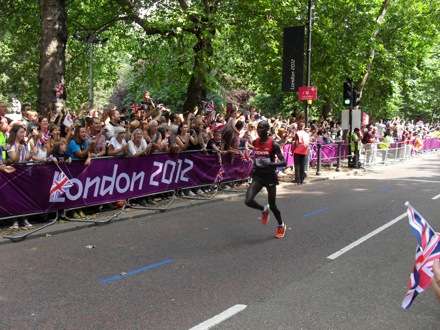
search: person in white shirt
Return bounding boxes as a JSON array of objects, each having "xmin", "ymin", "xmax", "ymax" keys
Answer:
[
  {"xmin": 107, "ymin": 126, "xmax": 129, "ymax": 157},
  {"xmin": 127, "ymin": 128, "xmax": 151, "ymax": 157}
]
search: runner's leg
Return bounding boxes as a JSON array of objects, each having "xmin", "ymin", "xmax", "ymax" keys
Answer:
[
  {"xmin": 266, "ymin": 185, "xmax": 282, "ymax": 226},
  {"xmin": 245, "ymin": 179, "xmax": 264, "ymax": 211}
]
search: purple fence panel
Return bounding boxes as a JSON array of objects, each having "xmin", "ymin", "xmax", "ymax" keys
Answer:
[{"xmin": 0, "ymin": 152, "xmax": 253, "ymax": 218}]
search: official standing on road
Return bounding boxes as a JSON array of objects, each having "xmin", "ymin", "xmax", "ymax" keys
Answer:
[{"xmin": 292, "ymin": 121, "xmax": 310, "ymax": 184}]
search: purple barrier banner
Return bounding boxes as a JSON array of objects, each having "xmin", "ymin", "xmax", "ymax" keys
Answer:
[
  {"xmin": 282, "ymin": 138, "xmax": 440, "ymax": 165},
  {"xmin": 283, "ymin": 142, "xmax": 348, "ymax": 165},
  {"xmin": 420, "ymin": 138, "xmax": 440, "ymax": 151},
  {"xmin": 0, "ymin": 152, "xmax": 253, "ymax": 218}
]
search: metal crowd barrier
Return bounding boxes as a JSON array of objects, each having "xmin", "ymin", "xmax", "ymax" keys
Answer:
[
  {"xmin": 310, "ymin": 138, "xmax": 440, "ymax": 176},
  {"xmin": 62, "ymin": 202, "xmax": 126, "ymax": 225},
  {"xmin": 127, "ymin": 189, "xmax": 176, "ymax": 211},
  {"xmin": 3, "ymin": 212, "xmax": 59, "ymax": 242},
  {"xmin": 1, "ymin": 148, "xmax": 252, "ymax": 241}
]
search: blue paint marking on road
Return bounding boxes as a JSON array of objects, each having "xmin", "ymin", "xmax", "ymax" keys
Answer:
[
  {"xmin": 100, "ymin": 259, "xmax": 173, "ymax": 284},
  {"xmin": 379, "ymin": 186, "xmax": 392, "ymax": 191},
  {"xmin": 303, "ymin": 208, "xmax": 328, "ymax": 218}
]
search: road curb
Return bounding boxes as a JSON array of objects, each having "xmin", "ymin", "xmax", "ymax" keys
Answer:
[{"xmin": 0, "ymin": 191, "xmax": 244, "ymax": 245}]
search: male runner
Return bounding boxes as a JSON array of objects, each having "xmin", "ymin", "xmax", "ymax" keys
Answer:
[{"xmin": 245, "ymin": 120, "xmax": 287, "ymax": 238}]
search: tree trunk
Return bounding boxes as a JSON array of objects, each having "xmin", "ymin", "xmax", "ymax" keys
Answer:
[
  {"xmin": 183, "ymin": 39, "xmax": 208, "ymax": 113},
  {"xmin": 38, "ymin": 0, "xmax": 68, "ymax": 117}
]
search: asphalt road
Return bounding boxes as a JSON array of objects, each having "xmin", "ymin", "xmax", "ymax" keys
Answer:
[{"xmin": 1, "ymin": 156, "xmax": 439, "ymax": 329}]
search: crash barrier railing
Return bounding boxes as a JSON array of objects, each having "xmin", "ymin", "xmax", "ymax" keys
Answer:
[{"xmin": 0, "ymin": 150, "xmax": 253, "ymax": 240}]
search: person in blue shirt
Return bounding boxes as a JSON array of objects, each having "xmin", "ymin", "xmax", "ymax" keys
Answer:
[{"xmin": 67, "ymin": 126, "xmax": 95, "ymax": 165}]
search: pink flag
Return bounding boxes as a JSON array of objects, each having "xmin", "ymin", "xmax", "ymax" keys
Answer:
[{"xmin": 362, "ymin": 112, "xmax": 370, "ymax": 126}]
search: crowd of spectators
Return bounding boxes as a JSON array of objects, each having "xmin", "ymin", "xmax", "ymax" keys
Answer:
[
  {"xmin": 1, "ymin": 97, "xmax": 440, "ymax": 173},
  {"xmin": 1, "ymin": 95, "xmax": 440, "ymax": 226}
]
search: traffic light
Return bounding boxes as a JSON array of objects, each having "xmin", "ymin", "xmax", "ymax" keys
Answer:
[
  {"xmin": 352, "ymin": 87, "xmax": 360, "ymax": 107},
  {"xmin": 343, "ymin": 78, "xmax": 353, "ymax": 107}
]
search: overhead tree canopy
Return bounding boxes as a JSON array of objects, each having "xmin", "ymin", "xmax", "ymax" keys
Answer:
[{"xmin": 0, "ymin": 0, "xmax": 438, "ymax": 122}]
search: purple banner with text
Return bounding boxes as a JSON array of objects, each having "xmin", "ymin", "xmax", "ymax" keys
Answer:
[{"xmin": 0, "ymin": 152, "xmax": 253, "ymax": 218}]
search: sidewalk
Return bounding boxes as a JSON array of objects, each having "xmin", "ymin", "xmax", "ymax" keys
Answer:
[{"xmin": 2, "ymin": 151, "xmax": 436, "ymax": 244}]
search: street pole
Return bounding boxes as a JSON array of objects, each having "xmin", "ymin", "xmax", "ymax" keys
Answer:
[
  {"xmin": 73, "ymin": 33, "xmax": 108, "ymax": 110},
  {"xmin": 304, "ymin": 0, "xmax": 312, "ymax": 177},
  {"xmin": 89, "ymin": 42, "xmax": 94, "ymax": 109},
  {"xmin": 304, "ymin": 0, "xmax": 312, "ymax": 128}
]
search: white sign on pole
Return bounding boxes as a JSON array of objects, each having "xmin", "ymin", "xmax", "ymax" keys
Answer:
[{"xmin": 341, "ymin": 110, "xmax": 362, "ymax": 130}]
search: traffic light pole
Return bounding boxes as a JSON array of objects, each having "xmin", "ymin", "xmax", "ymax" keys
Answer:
[
  {"xmin": 344, "ymin": 78, "xmax": 358, "ymax": 168},
  {"xmin": 348, "ymin": 81, "xmax": 353, "ymax": 138}
]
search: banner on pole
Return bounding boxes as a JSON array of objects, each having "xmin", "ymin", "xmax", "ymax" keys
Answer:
[{"xmin": 282, "ymin": 26, "xmax": 305, "ymax": 92}]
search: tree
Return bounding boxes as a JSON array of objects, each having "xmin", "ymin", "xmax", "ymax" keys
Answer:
[
  {"xmin": 38, "ymin": 0, "xmax": 68, "ymax": 116},
  {"xmin": 113, "ymin": 0, "xmax": 220, "ymax": 112},
  {"xmin": 1, "ymin": 0, "xmax": 438, "ymax": 121}
]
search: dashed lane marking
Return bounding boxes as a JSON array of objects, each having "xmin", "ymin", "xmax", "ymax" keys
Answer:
[
  {"xmin": 327, "ymin": 213, "xmax": 407, "ymax": 260},
  {"xmin": 189, "ymin": 304, "xmax": 247, "ymax": 330}
]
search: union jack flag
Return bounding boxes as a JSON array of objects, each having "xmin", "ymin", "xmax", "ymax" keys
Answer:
[
  {"xmin": 37, "ymin": 130, "xmax": 51, "ymax": 147},
  {"xmin": 130, "ymin": 103, "xmax": 142, "ymax": 112},
  {"xmin": 402, "ymin": 202, "xmax": 440, "ymax": 309},
  {"xmin": 202, "ymin": 100, "xmax": 215, "ymax": 113},
  {"xmin": 49, "ymin": 170, "xmax": 73, "ymax": 202},
  {"xmin": 55, "ymin": 83, "xmax": 64, "ymax": 99},
  {"xmin": 215, "ymin": 166, "xmax": 224, "ymax": 183},
  {"xmin": 211, "ymin": 122, "xmax": 225, "ymax": 132},
  {"xmin": 240, "ymin": 150, "xmax": 252, "ymax": 162}
]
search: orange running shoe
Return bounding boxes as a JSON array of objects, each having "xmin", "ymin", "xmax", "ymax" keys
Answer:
[
  {"xmin": 261, "ymin": 204, "xmax": 270, "ymax": 225},
  {"xmin": 275, "ymin": 224, "xmax": 286, "ymax": 238}
]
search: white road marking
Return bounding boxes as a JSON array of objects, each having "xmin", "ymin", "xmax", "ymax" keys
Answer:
[
  {"xmin": 356, "ymin": 177, "xmax": 440, "ymax": 183},
  {"xmin": 189, "ymin": 304, "xmax": 247, "ymax": 330},
  {"xmin": 432, "ymin": 194, "xmax": 440, "ymax": 200},
  {"xmin": 388, "ymin": 179, "xmax": 440, "ymax": 183},
  {"xmin": 327, "ymin": 213, "xmax": 407, "ymax": 260}
]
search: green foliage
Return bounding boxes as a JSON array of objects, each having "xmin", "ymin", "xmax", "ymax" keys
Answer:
[
  {"xmin": 0, "ymin": 1, "xmax": 40, "ymax": 107},
  {"xmin": 0, "ymin": 0, "xmax": 438, "ymax": 123}
]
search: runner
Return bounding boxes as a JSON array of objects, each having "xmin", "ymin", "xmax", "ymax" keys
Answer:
[{"xmin": 245, "ymin": 120, "xmax": 287, "ymax": 238}]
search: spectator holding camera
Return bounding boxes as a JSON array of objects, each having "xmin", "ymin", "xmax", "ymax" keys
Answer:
[
  {"xmin": 174, "ymin": 122, "xmax": 196, "ymax": 152},
  {"xmin": 187, "ymin": 117, "xmax": 207, "ymax": 152}
]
